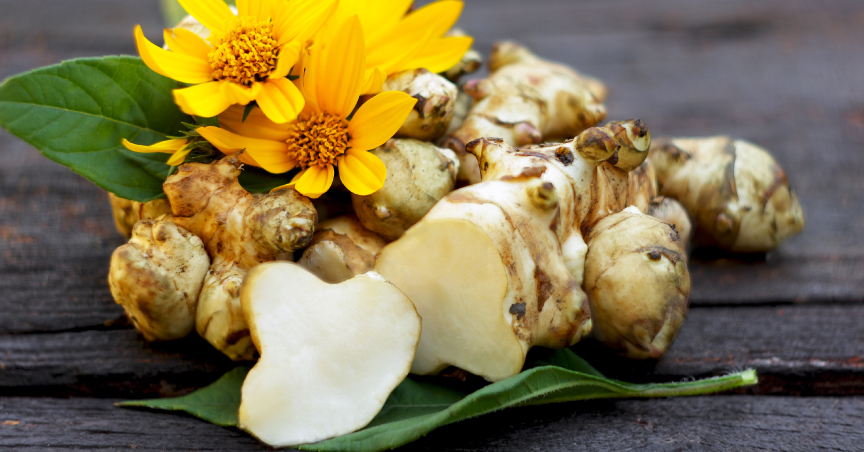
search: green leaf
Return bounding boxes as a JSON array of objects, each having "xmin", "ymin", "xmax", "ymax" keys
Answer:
[
  {"xmin": 118, "ymin": 367, "xmax": 249, "ymax": 427},
  {"xmin": 238, "ymin": 166, "xmax": 293, "ymax": 193},
  {"xmin": 0, "ymin": 56, "xmax": 193, "ymax": 202},
  {"xmin": 119, "ymin": 349, "xmax": 757, "ymax": 452}
]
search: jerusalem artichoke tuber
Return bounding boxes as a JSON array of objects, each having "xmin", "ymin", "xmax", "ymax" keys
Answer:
[
  {"xmin": 383, "ymin": 69, "xmax": 459, "ymax": 142},
  {"xmin": 297, "ymin": 215, "xmax": 389, "ymax": 284},
  {"xmin": 351, "ymin": 139, "xmax": 460, "ymax": 239},
  {"xmin": 444, "ymin": 41, "xmax": 608, "ymax": 184},
  {"xmin": 108, "ymin": 219, "xmax": 210, "ymax": 341},
  {"xmin": 583, "ymin": 207, "xmax": 690, "ymax": 359},
  {"xmin": 107, "ymin": 193, "xmax": 172, "ymax": 238},
  {"xmin": 649, "ymin": 136, "xmax": 804, "ymax": 252}
]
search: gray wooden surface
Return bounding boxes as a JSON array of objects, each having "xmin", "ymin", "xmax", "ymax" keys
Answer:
[{"xmin": 1, "ymin": 0, "xmax": 863, "ymax": 450}]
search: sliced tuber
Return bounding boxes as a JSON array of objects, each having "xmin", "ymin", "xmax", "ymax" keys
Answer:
[{"xmin": 239, "ymin": 263, "xmax": 421, "ymax": 447}]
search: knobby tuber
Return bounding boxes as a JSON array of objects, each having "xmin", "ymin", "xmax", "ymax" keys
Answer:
[
  {"xmin": 162, "ymin": 154, "xmax": 317, "ymax": 360},
  {"xmin": 649, "ymin": 136, "xmax": 804, "ymax": 252},
  {"xmin": 351, "ymin": 139, "xmax": 460, "ymax": 239},
  {"xmin": 444, "ymin": 41, "xmax": 608, "ymax": 184},
  {"xmin": 584, "ymin": 206, "xmax": 690, "ymax": 359},
  {"xmin": 297, "ymin": 215, "xmax": 389, "ymax": 284},
  {"xmin": 375, "ymin": 120, "xmax": 651, "ymax": 381},
  {"xmin": 107, "ymin": 193, "xmax": 172, "ymax": 238},
  {"xmin": 384, "ymin": 69, "xmax": 458, "ymax": 141},
  {"xmin": 108, "ymin": 219, "xmax": 210, "ymax": 341},
  {"xmin": 240, "ymin": 263, "xmax": 420, "ymax": 446}
]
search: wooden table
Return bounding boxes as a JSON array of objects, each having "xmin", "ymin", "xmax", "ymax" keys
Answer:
[{"xmin": 1, "ymin": 0, "xmax": 862, "ymax": 450}]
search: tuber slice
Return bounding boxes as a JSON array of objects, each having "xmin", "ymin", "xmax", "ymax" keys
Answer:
[
  {"xmin": 239, "ymin": 263, "xmax": 421, "ymax": 447},
  {"xmin": 375, "ymin": 218, "xmax": 522, "ymax": 380}
]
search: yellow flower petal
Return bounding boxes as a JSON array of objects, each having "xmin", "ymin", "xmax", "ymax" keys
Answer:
[
  {"xmin": 238, "ymin": 151, "xmax": 261, "ymax": 167},
  {"xmin": 219, "ymin": 105, "xmax": 292, "ymax": 141},
  {"xmin": 360, "ymin": 67, "xmax": 385, "ymax": 95},
  {"xmin": 338, "ymin": 149, "xmax": 386, "ymax": 196},
  {"xmin": 162, "ymin": 28, "xmax": 211, "ymax": 60},
  {"xmin": 270, "ymin": 42, "xmax": 300, "ymax": 79},
  {"xmin": 272, "ymin": 0, "xmax": 339, "ymax": 46},
  {"xmin": 312, "ymin": 17, "xmax": 366, "ymax": 118},
  {"xmin": 135, "ymin": 25, "xmax": 212, "ymax": 84},
  {"xmin": 166, "ymin": 147, "xmax": 194, "ymax": 166},
  {"xmin": 366, "ymin": 29, "xmax": 432, "ymax": 75},
  {"xmin": 294, "ymin": 165, "xmax": 335, "ymax": 198},
  {"xmin": 337, "ymin": 0, "xmax": 413, "ymax": 47},
  {"xmin": 400, "ymin": 36, "xmax": 473, "ymax": 74},
  {"xmin": 347, "ymin": 91, "xmax": 417, "ymax": 152},
  {"xmin": 389, "ymin": 0, "xmax": 463, "ymax": 40},
  {"xmin": 122, "ymin": 138, "xmax": 188, "ymax": 154},
  {"xmin": 219, "ymin": 81, "xmax": 261, "ymax": 105},
  {"xmin": 177, "ymin": 0, "xmax": 234, "ymax": 34},
  {"xmin": 256, "ymin": 78, "xmax": 305, "ymax": 124},
  {"xmin": 173, "ymin": 82, "xmax": 233, "ymax": 118},
  {"xmin": 198, "ymin": 126, "xmax": 296, "ymax": 173},
  {"xmin": 236, "ymin": 0, "xmax": 272, "ymax": 22}
]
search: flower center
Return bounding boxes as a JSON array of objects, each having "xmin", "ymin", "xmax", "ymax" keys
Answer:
[
  {"xmin": 208, "ymin": 16, "xmax": 278, "ymax": 85},
  {"xmin": 286, "ymin": 113, "xmax": 351, "ymax": 168}
]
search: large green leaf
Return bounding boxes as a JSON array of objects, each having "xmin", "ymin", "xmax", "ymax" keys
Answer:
[
  {"xmin": 0, "ymin": 56, "xmax": 192, "ymax": 202},
  {"xmin": 119, "ymin": 349, "xmax": 757, "ymax": 451}
]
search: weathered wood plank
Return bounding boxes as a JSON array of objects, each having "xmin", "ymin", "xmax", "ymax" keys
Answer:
[
  {"xmin": 0, "ymin": 330, "xmax": 235, "ymax": 398},
  {"xmin": 1, "ymin": 305, "xmax": 861, "ymax": 397},
  {"xmin": 1, "ymin": 395, "xmax": 862, "ymax": 451}
]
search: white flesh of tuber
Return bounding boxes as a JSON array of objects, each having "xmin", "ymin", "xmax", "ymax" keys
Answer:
[{"xmin": 239, "ymin": 263, "xmax": 421, "ymax": 447}]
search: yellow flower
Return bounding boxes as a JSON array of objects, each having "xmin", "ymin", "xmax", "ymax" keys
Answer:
[
  {"xmin": 134, "ymin": 0, "xmax": 337, "ymax": 123},
  {"xmin": 121, "ymin": 138, "xmax": 191, "ymax": 166},
  {"xmin": 198, "ymin": 16, "xmax": 417, "ymax": 198},
  {"xmin": 327, "ymin": 0, "xmax": 473, "ymax": 92}
]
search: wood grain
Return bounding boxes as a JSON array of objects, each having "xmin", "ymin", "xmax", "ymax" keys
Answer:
[
  {"xmin": 1, "ymin": 304, "xmax": 861, "ymax": 397},
  {"xmin": 1, "ymin": 395, "xmax": 862, "ymax": 451}
]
